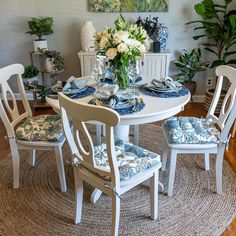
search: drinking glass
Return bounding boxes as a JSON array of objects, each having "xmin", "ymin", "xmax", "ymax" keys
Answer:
[
  {"xmin": 90, "ymin": 61, "xmax": 100, "ymax": 84},
  {"xmin": 128, "ymin": 61, "xmax": 141, "ymax": 96}
]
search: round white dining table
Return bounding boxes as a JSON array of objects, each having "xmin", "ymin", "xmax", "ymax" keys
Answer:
[
  {"xmin": 46, "ymin": 87, "xmax": 190, "ymax": 203},
  {"xmin": 46, "ymin": 88, "xmax": 191, "ymax": 141}
]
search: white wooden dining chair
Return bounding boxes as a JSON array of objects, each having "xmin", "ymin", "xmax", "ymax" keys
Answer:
[
  {"xmin": 161, "ymin": 65, "xmax": 236, "ymax": 196},
  {"xmin": 0, "ymin": 64, "xmax": 67, "ymax": 192},
  {"xmin": 58, "ymin": 92, "xmax": 162, "ymax": 236}
]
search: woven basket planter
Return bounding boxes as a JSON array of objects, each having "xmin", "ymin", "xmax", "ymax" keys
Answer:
[{"xmin": 204, "ymin": 88, "xmax": 227, "ymax": 114}]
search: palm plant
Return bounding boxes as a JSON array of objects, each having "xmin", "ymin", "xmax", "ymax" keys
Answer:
[
  {"xmin": 174, "ymin": 48, "xmax": 209, "ymax": 83},
  {"xmin": 186, "ymin": 0, "xmax": 236, "ymax": 68}
]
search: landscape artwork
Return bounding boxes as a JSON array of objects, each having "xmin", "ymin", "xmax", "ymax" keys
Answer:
[{"xmin": 89, "ymin": 0, "xmax": 168, "ymax": 12}]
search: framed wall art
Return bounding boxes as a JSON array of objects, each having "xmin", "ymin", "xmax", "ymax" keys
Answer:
[{"xmin": 89, "ymin": 0, "xmax": 169, "ymax": 12}]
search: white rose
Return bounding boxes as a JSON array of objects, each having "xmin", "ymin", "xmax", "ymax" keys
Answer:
[
  {"xmin": 99, "ymin": 36, "xmax": 109, "ymax": 49},
  {"xmin": 117, "ymin": 43, "xmax": 128, "ymax": 53},
  {"xmin": 106, "ymin": 48, "xmax": 117, "ymax": 60},
  {"xmin": 113, "ymin": 31, "xmax": 129, "ymax": 44},
  {"xmin": 125, "ymin": 38, "xmax": 141, "ymax": 48}
]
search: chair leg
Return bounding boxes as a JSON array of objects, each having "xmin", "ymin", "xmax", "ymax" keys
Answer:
[
  {"xmin": 161, "ymin": 137, "xmax": 168, "ymax": 171},
  {"xmin": 74, "ymin": 167, "xmax": 83, "ymax": 224},
  {"xmin": 216, "ymin": 144, "xmax": 225, "ymax": 194},
  {"xmin": 204, "ymin": 153, "xmax": 210, "ymax": 171},
  {"xmin": 111, "ymin": 195, "xmax": 120, "ymax": 236},
  {"xmin": 54, "ymin": 146, "xmax": 67, "ymax": 192},
  {"xmin": 134, "ymin": 125, "xmax": 139, "ymax": 146},
  {"xmin": 150, "ymin": 171, "xmax": 158, "ymax": 220},
  {"xmin": 232, "ymin": 120, "xmax": 236, "ymax": 138},
  {"xmin": 167, "ymin": 149, "xmax": 177, "ymax": 197},
  {"xmin": 28, "ymin": 149, "xmax": 36, "ymax": 167},
  {"xmin": 90, "ymin": 188, "xmax": 103, "ymax": 203},
  {"xmin": 96, "ymin": 125, "xmax": 102, "ymax": 146},
  {"xmin": 9, "ymin": 140, "xmax": 20, "ymax": 189}
]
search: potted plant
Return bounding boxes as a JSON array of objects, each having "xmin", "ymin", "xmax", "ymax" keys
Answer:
[
  {"xmin": 186, "ymin": 0, "xmax": 236, "ymax": 109},
  {"xmin": 26, "ymin": 17, "xmax": 54, "ymax": 52},
  {"xmin": 174, "ymin": 48, "xmax": 209, "ymax": 100},
  {"xmin": 43, "ymin": 50, "xmax": 65, "ymax": 73},
  {"xmin": 136, "ymin": 16, "xmax": 168, "ymax": 52},
  {"xmin": 22, "ymin": 65, "xmax": 39, "ymax": 88}
]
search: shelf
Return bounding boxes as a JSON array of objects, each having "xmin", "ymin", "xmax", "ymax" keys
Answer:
[
  {"xmin": 40, "ymin": 69, "xmax": 64, "ymax": 75},
  {"xmin": 32, "ymin": 100, "xmax": 51, "ymax": 109}
]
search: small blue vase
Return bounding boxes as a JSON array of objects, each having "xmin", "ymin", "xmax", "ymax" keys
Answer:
[{"xmin": 157, "ymin": 25, "xmax": 168, "ymax": 51}]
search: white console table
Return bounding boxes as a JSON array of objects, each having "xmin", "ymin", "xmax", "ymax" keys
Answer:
[{"xmin": 78, "ymin": 50, "xmax": 172, "ymax": 83}]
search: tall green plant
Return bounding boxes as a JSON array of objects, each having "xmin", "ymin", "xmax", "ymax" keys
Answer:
[
  {"xmin": 186, "ymin": 0, "xmax": 236, "ymax": 68},
  {"xmin": 26, "ymin": 17, "xmax": 53, "ymax": 41}
]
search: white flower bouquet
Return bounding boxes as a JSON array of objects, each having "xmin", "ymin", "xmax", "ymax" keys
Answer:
[{"xmin": 95, "ymin": 15, "xmax": 148, "ymax": 89}]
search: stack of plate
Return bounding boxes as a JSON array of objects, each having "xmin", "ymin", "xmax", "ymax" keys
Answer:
[
  {"xmin": 95, "ymin": 97, "xmax": 135, "ymax": 110},
  {"xmin": 145, "ymin": 79, "xmax": 182, "ymax": 93}
]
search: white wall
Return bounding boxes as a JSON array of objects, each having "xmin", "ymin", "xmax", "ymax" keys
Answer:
[{"xmin": 0, "ymin": 0, "xmax": 234, "ymax": 95}]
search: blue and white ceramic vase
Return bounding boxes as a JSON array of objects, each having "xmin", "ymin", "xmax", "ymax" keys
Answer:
[{"xmin": 157, "ymin": 25, "xmax": 168, "ymax": 52}]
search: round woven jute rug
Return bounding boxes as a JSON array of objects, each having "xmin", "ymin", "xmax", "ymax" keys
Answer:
[{"xmin": 0, "ymin": 125, "xmax": 235, "ymax": 236}]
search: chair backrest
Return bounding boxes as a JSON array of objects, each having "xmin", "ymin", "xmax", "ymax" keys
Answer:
[
  {"xmin": 207, "ymin": 65, "xmax": 236, "ymax": 141},
  {"xmin": 58, "ymin": 92, "xmax": 121, "ymax": 187},
  {"xmin": 0, "ymin": 64, "xmax": 32, "ymax": 139}
]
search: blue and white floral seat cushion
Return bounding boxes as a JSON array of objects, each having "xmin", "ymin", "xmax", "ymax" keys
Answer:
[
  {"xmin": 163, "ymin": 117, "xmax": 220, "ymax": 145},
  {"xmin": 93, "ymin": 138, "xmax": 161, "ymax": 181},
  {"xmin": 16, "ymin": 115, "xmax": 64, "ymax": 142}
]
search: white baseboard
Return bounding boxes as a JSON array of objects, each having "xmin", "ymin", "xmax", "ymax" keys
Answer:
[{"xmin": 192, "ymin": 95, "xmax": 205, "ymax": 103}]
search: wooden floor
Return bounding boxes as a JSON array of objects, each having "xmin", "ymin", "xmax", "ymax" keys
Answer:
[{"xmin": 0, "ymin": 101, "xmax": 235, "ymax": 235}]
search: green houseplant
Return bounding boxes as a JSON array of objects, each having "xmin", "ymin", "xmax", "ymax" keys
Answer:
[
  {"xmin": 22, "ymin": 65, "xmax": 39, "ymax": 87},
  {"xmin": 44, "ymin": 50, "xmax": 65, "ymax": 73},
  {"xmin": 186, "ymin": 0, "xmax": 236, "ymax": 68},
  {"xmin": 26, "ymin": 17, "xmax": 54, "ymax": 51},
  {"xmin": 186, "ymin": 0, "xmax": 236, "ymax": 109},
  {"xmin": 174, "ymin": 48, "xmax": 209, "ymax": 99}
]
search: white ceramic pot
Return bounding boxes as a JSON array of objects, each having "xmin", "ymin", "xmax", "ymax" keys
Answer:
[
  {"xmin": 81, "ymin": 21, "xmax": 96, "ymax": 52},
  {"xmin": 23, "ymin": 76, "xmax": 39, "ymax": 87},
  {"xmin": 45, "ymin": 58, "xmax": 55, "ymax": 73},
  {"xmin": 33, "ymin": 40, "xmax": 48, "ymax": 52}
]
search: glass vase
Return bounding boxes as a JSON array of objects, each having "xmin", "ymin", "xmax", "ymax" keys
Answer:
[{"xmin": 115, "ymin": 64, "xmax": 129, "ymax": 89}]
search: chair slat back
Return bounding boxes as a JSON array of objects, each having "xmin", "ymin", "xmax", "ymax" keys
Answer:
[
  {"xmin": 207, "ymin": 65, "xmax": 236, "ymax": 141},
  {"xmin": 0, "ymin": 64, "xmax": 32, "ymax": 137},
  {"xmin": 58, "ymin": 92, "xmax": 121, "ymax": 186}
]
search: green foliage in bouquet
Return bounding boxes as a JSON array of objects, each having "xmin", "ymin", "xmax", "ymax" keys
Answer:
[{"xmin": 95, "ymin": 15, "xmax": 147, "ymax": 89}]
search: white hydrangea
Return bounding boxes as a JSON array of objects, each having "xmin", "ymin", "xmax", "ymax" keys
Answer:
[
  {"xmin": 113, "ymin": 31, "xmax": 129, "ymax": 44},
  {"xmin": 106, "ymin": 48, "xmax": 117, "ymax": 59},
  {"xmin": 117, "ymin": 43, "xmax": 128, "ymax": 53},
  {"xmin": 125, "ymin": 38, "xmax": 141, "ymax": 48},
  {"xmin": 137, "ymin": 44, "xmax": 146, "ymax": 54}
]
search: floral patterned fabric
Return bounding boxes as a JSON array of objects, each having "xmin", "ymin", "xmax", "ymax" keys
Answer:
[
  {"xmin": 163, "ymin": 117, "xmax": 220, "ymax": 145},
  {"xmin": 94, "ymin": 138, "xmax": 161, "ymax": 181},
  {"xmin": 16, "ymin": 115, "xmax": 64, "ymax": 142}
]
